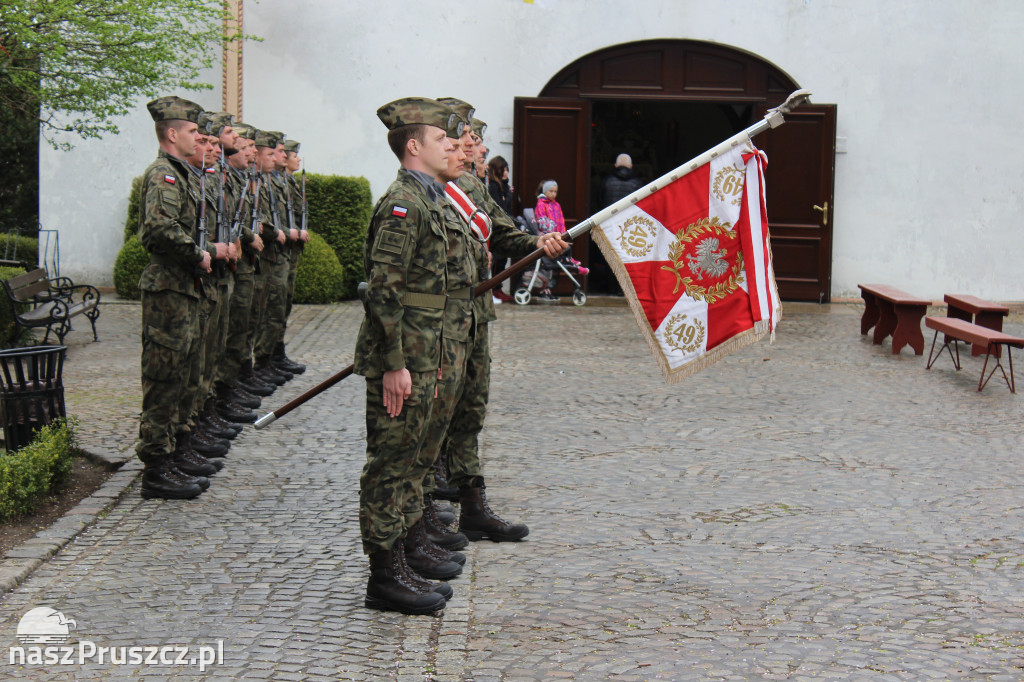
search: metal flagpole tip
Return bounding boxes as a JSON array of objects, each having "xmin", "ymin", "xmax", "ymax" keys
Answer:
[
  {"xmin": 770, "ymin": 89, "xmax": 813, "ymax": 116},
  {"xmin": 253, "ymin": 412, "xmax": 277, "ymax": 430}
]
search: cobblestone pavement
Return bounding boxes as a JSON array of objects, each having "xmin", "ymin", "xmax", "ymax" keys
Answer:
[{"xmin": 2, "ymin": 299, "xmax": 1024, "ymax": 680}]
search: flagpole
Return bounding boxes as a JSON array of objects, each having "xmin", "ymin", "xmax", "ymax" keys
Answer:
[
  {"xmin": 566, "ymin": 88, "xmax": 811, "ymax": 242},
  {"xmin": 253, "ymin": 89, "xmax": 811, "ymax": 429}
]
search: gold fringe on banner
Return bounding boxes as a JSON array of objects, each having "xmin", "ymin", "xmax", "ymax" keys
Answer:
[{"xmin": 592, "ymin": 225, "xmax": 780, "ymax": 385}]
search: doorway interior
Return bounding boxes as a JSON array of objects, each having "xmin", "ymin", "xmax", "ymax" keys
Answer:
[{"xmin": 586, "ymin": 100, "xmax": 756, "ymax": 294}]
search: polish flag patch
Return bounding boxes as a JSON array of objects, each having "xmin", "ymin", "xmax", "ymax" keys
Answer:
[
  {"xmin": 163, "ymin": 175, "xmax": 176, "ymax": 184},
  {"xmin": 391, "ymin": 205, "xmax": 408, "ymax": 218}
]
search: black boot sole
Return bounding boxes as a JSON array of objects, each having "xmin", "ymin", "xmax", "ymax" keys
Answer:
[
  {"xmin": 364, "ymin": 595, "xmax": 445, "ymax": 615},
  {"xmin": 141, "ymin": 485, "xmax": 202, "ymax": 500},
  {"xmin": 460, "ymin": 527, "xmax": 530, "ymax": 542}
]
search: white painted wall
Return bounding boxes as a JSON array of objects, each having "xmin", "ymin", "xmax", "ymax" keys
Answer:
[{"xmin": 41, "ymin": 0, "xmax": 1024, "ymax": 300}]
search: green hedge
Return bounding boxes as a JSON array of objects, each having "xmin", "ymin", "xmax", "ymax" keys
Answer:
[
  {"xmin": 124, "ymin": 175, "xmax": 143, "ymax": 244},
  {"xmin": 294, "ymin": 232, "xmax": 346, "ymax": 304},
  {"xmin": 0, "ymin": 417, "xmax": 77, "ymax": 522},
  {"xmin": 113, "ymin": 234, "xmax": 148, "ymax": 300},
  {"xmin": 305, "ymin": 173, "xmax": 371, "ymax": 300},
  {"xmin": 0, "ymin": 264, "xmax": 30, "ymax": 347},
  {"xmin": 0, "ymin": 234, "xmax": 38, "ymax": 270}
]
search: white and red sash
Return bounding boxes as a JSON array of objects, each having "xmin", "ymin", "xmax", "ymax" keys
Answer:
[{"xmin": 444, "ymin": 181, "xmax": 492, "ymax": 243}]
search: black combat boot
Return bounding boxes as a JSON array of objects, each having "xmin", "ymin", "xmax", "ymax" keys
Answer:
[
  {"xmin": 199, "ymin": 401, "xmax": 238, "ymax": 440},
  {"xmin": 255, "ymin": 356, "xmax": 291, "ymax": 385},
  {"xmin": 395, "ymin": 541, "xmax": 453, "ymax": 601},
  {"xmin": 227, "ymin": 385, "xmax": 261, "ymax": 409},
  {"xmin": 365, "ymin": 546, "xmax": 447, "ymax": 615},
  {"xmin": 216, "ymin": 398, "xmax": 257, "ymax": 424},
  {"xmin": 423, "ymin": 494, "xmax": 468, "ymax": 551},
  {"xmin": 190, "ymin": 428, "xmax": 230, "ymax": 457},
  {"xmin": 141, "ymin": 461, "xmax": 203, "ymax": 500},
  {"xmin": 205, "ymin": 399, "xmax": 243, "ymax": 435},
  {"xmin": 458, "ymin": 479, "xmax": 529, "ymax": 542},
  {"xmin": 237, "ymin": 360, "xmax": 276, "ymax": 396},
  {"xmin": 174, "ymin": 434, "xmax": 222, "ymax": 476},
  {"xmin": 432, "ymin": 454, "xmax": 459, "ymax": 501},
  {"xmin": 403, "ymin": 518, "xmax": 462, "ymax": 580},
  {"xmin": 272, "ymin": 341, "xmax": 306, "ymax": 374}
]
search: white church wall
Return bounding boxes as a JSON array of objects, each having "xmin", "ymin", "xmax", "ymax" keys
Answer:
[{"xmin": 40, "ymin": 0, "xmax": 1024, "ymax": 300}]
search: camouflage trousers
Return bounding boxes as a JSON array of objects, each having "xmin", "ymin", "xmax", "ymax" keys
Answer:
[
  {"xmin": 136, "ymin": 289, "xmax": 201, "ymax": 466},
  {"xmin": 421, "ymin": 335, "xmax": 472, "ymax": 498},
  {"xmin": 255, "ymin": 252, "xmax": 290, "ymax": 359},
  {"xmin": 443, "ymin": 323, "xmax": 490, "ymax": 489},
  {"xmin": 217, "ymin": 259, "xmax": 256, "ymax": 391},
  {"xmin": 247, "ymin": 257, "xmax": 270, "ymax": 363},
  {"xmin": 197, "ymin": 273, "xmax": 232, "ymax": 406},
  {"xmin": 183, "ymin": 292, "xmax": 216, "ymax": 429},
  {"xmin": 359, "ymin": 370, "xmax": 437, "ymax": 554},
  {"xmin": 285, "ymin": 242, "xmax": 302, "ymax": 320}
]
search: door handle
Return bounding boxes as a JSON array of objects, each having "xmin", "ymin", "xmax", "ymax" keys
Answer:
[{"xmin": 813, "ymin": 202, "xmax": 828, "ymax": 226}]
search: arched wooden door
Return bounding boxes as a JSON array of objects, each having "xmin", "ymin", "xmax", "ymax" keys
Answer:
[{"xmin": 513, "ymin": 39, "xmax": 836, "ymax": 302}]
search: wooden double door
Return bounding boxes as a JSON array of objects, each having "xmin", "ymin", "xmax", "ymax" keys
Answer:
[{"xmin": 511, "ymin": 40, "xmax": 836, "ymax": 302}]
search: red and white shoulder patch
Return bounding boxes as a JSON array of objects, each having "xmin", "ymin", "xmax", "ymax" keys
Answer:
[
  {"xmin": 163, "ymin": 174, "xmax": 176, "ymax": 184},
  {"xmin": 391, "ymin": 205, "xmax": 408, "ymax": 218}
]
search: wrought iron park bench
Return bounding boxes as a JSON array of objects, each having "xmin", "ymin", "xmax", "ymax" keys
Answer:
[{"xmin": 1, "ymin": 268, "xmax": 101, "ymax": 344}]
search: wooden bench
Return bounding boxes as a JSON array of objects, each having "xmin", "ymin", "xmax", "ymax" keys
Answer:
[
  {"xmin": 944, "ymin": 293, "xmax": 1010, "ymax": 357},
  {"xmin": 1, "ymin": 269, "xmax": 100, "ymax": 344},
  {"xmin": 858, "ymin": 283, "xmax": 931, "ymax": 355},
  {"xmin": 924, "ymin": 316, "xmax": 1024, "ymax": 392}
]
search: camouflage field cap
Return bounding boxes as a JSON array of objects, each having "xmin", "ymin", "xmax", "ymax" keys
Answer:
[
  {"xmin": 255, "ymin": 129, "xmax": 286, "ymax": 148},
  {"xmin": 233, "ymin": 122, "xmax": 256, "ymax": 140},
  {"xmin": 283, "ymin": 139, "xmax": 301, "ymax": 153},
  {"xmin": 471, "ymin": 118, "xmax": 487, "ymax": 140},
  {"xmin": 198, "ymin": 111, "xmax": 235, "ymax": 136},
  {"xmin": 377, "ymin": 97, "xmax": 463, "ymax": 136},
  {"xmin": 436, "ymin": 97, "xmax": 475, "ymax": 125},
  {"xmin": 146, "ymin": 95, "xmax": 203, "ymax": 123}
]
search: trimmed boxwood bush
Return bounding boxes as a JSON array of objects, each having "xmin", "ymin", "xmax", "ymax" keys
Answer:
[
  {"xmin": 113, "ymin": 234, "xmax": 147, "ymax": 300},
  {"xmin": 305, "ymin": 173, "xmax": 371, "ymax": 300},
  {"xmin": 294, "ymin": 231, "xmax": 345, "ymax": 304},
  {"xmin": 0, "ymin": 417, "xmax": 77, "ymax": 522}
]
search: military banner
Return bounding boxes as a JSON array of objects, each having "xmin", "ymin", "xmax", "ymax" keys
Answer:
[{"xmin": 591, "ymin": 141, "xmax": 780, "ymax": 384}]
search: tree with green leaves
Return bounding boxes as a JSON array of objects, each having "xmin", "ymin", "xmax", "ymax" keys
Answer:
[{"xmin": 0, "ymin": 0, "xmax": 246, "ymax": 150}]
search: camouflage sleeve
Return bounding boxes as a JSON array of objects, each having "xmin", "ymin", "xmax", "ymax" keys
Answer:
[
  {"xmin": 364, "ymin": 199, "xmax": 420, "ymax": 372},
  {"xmin": 139, "ymin": 167, "xmax": 205, "ymax": 267},
  {"xmin": 472, "ymin": 177, "xmax": 536, "ymax": 259}
]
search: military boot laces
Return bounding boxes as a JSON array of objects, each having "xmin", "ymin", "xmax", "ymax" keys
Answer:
[
  {"xmin": 431, "ymin": 456, "xmax": 459, "ymax": 501},
  {"xmin": 140, "ymin": 463, "xmax": 203, "ymax": 500},
  {"xmin": 458, "ymin": 484, "xmax": 530, "ymax": 542},
  {"xmin": 395, "ymin": 542, "xmax": 453, "ymax": 602},
  {"xmin": 217, "ymin": 399, "xmax": 257, "ymax": 424},
  {"xmin": 364, "ymin": 546, "xmax": 446, "ymax": 615},
  {"xmin": 255, "ymin": 357, "xmax": 291, "ymax": 385},
  {"xmin": 423, "ymin": 495, "xmax": 469, "ymax": 551},
  {"xmin": 205, "ymin": 399, "xmax": 243, "ymax": 435},
  {"xmin": 174, "ymin": 438, "xmax": 222, "ymax": 476},
  {"xmin": 273, "ymin": 342, "xmax": 306, "ymax": 374},
  {"xmin": 404, "ymin": 519, "xmax": 462, "ymax": 580},
  {"xmin": 236, "ymin": 363, "xmax": 276, "ymax": 396},
  {"xmin": 168, "ymin": 464, "xmax": 210, "ymax": 491},
  {"xmin": 227, "ymin": 385, "xmax": 261, "ymax": 409},
  {"xmin": 190, "ymin": 429, "xmax": 230, "ymax": 458}
]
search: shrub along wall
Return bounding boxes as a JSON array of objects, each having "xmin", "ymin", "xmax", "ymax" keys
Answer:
[
  {"xmin": 293, "ymin": 232, "xmax": 345, "ymax": 304},
  {"xmin": 112, "ymin": 235, "xmax": 148, "ymax": 300},
  {"xmin": 0, "ymin": 265, "xmax": 29, "ymax": 347},
  {"xmin": 305, "ymin": 173, "xmax": 370, "ymax": 300}
]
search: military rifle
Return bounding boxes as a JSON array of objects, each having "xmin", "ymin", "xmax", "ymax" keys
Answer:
[
  {"xmin": 248, "ymin": 166, "xmax": 263, "ymax": 264},
  {"xmin": 215, "ymin": 155, "xmax": 231, "ymax": 272},
  {"xmin": 194, "ymin": 152, "xmax": 208, "ymax": 289},
  {"xmin": 228, "ymin": 165, "xmax": 250, "ymax": 244},
  {"xmin": 300, "ymin": 167, "xmax": 309, "ymax": 238},
  {"xmin": 266, "ymin": 171, "xmax": 286, "ymax": 245},
  {"xmin": 252, "ymin": 88, "xmax": 813, "ymax": 429}
]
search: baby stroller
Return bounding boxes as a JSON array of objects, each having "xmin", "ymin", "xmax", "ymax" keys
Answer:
[{"xmin": 513, "ymin": 208, "xmax": 588, "ymax": 306}]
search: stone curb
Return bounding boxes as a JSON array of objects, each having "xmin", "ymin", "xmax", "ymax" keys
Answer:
[{"xmin": 0, "ymin": 456, "xmax": 142, "ymax": 595}]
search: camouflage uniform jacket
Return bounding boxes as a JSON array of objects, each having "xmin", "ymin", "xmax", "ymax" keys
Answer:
[
  {"xmin": 286, "ymin": 173, "xmax": 305, "ymax": 234},
  {"xmin": 354, "ymin": 169, "xmax": 452, "ymax": 377},
  {"xmin": 138, "ymin": 150, "xmax": 210, "ymax": 298},
  {"xmin": 456, "ymin": 173, "xmax": 537, "ymax": 324}
]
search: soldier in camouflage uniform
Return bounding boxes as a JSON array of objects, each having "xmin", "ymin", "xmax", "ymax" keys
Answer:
[
  {"xmin": 136, "ymin": 96, "xmax": 224, "ymax": 499},
  {"xmin": 253, "ymin": 131, "xmax": 293, "ymax": 386},
  {"xmin": 215, "ymin": 123, "xmax": 269, "ymax": 404},
  {"xmin": 355, "ymin": 97, "xmax": 472, "ymax": 616},
  {"xmin": 274, "ymin": 139, "xmax": 307, "ymax": 376},
  {"xmin": 432, "ymin": 98, "xmax": 567, "ymax": 541}
]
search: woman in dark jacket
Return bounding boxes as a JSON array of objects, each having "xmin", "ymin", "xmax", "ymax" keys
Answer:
[{"xmin": 486, "ymin": 156, "xmax": 513, "ymax": 217}]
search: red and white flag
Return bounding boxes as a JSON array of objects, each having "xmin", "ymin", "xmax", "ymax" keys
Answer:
[{"xmin": 592, "ymin": 142, "xmax": 780, "ymax": 383}]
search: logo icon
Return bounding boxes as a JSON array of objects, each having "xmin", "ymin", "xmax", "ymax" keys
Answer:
[
  {"xmin": 660, "ymin": 216, "xmax": 745, "ymax": 304},
  {"xmin": 712, "ymin": 163, "xmax": 745, "ymax": 206},
  {"xmin": 17, "ymin": 607, "xmax": 77, "ymax": 645},
  {"xmin": 617, "ymin": 214, "xmax": 658, "ymax": 258}
]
